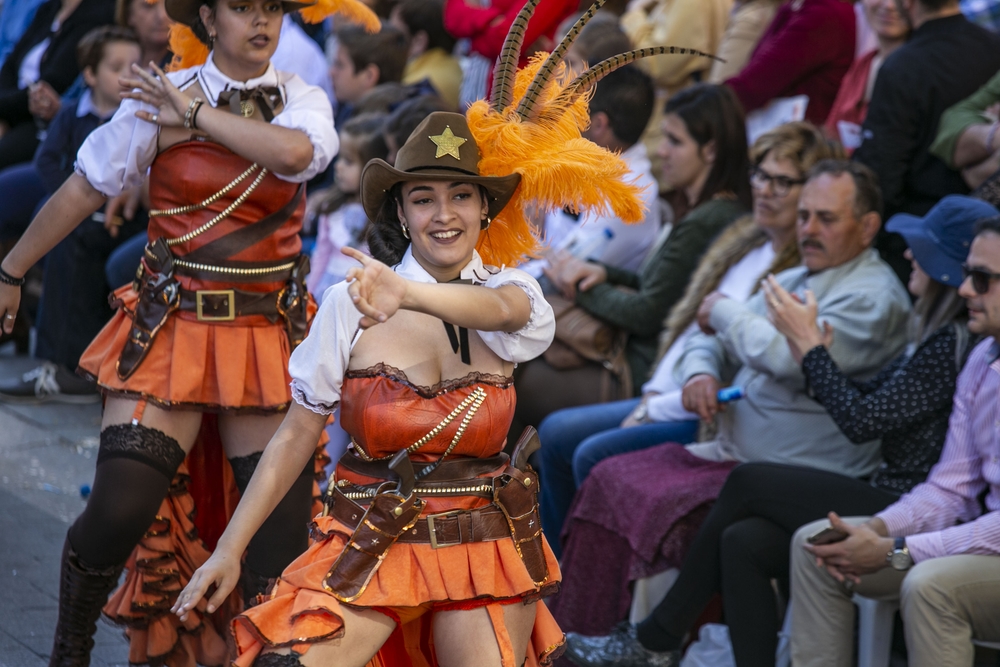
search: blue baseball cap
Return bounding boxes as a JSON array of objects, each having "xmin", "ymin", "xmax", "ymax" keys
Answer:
[{"xmin": 885, "ymin": 196, "xmax": 999, "ymax": 287}]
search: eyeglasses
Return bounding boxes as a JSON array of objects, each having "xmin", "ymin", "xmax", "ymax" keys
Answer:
[
  {"xmin": 749, "ymin": 166, "xmax": 805, "ymax": 197},
  {"xmin": 962, "ymin": 264, "xmax": 1000, "ymax": 294}
]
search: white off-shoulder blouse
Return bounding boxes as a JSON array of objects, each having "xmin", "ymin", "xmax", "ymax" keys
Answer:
[
  {"xmin": 75, "ymin": 53, "xmax": 339, "ymax": 197},
  {"xmin": 289, "ymin": 248, "xmax": 556, "ymax": 415}
]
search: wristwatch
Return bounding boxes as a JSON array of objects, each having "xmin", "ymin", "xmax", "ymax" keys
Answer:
[
  {"xmin": 631, "ymin": 402, "xmax": 649, "ymax": 423},
  {"xmin": 886, "ymin": 537, "xmax": 913, "ymax": 571}
]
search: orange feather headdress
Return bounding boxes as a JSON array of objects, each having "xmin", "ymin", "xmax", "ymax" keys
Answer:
[
  {"xmin": 167, "ymin": 0, "xmax": 380, "ymax": 71},
  {"xmin": 466, "ymin": 0, "xmax": 721, "ymax": 268}
]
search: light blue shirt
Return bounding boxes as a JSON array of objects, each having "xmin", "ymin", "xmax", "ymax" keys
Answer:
[{"xmin": 678, "ymin": 249, "xmax": 912, "ymax": 479}]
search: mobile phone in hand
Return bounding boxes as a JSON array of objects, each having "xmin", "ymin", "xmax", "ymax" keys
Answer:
[{"xmin": 807, "ymin": 526, "xmax": 849, "ymax": 545}]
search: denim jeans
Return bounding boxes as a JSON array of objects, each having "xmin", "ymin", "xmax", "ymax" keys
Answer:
[{"xmin": 537, "ymin": 399, "xmax": 698, "ymax": 557}]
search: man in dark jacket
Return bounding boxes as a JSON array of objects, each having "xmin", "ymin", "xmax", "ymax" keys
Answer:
[{"xmin": 853, "ymin": 0, "xmax": 1000, "ymax": 283}]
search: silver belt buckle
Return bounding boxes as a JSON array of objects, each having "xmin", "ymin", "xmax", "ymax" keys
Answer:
[{"xmin": 427, "ymin": 509, "xmax": 464, "ymax": 549}]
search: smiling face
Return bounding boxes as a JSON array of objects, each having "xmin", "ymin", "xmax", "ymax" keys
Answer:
[
  {"xmin": 397, "ymin": 180, "xmax": 488, "ymax": 281},
  {"xmin": 797, "ymin": 172, "xmax": 879, "ymax": 273},
  {"xmin": 201, "ymin": 0, "xmax": 282, "ymax": 78},
  {"xmin": 959, "ymin": 231, "xmax": 1000, "ymax": 338}
]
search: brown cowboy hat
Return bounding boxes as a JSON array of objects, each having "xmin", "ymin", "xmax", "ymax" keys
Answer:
[
  {"xmin": 165, "ymin": 0, "xmax": 314, "ymax": 26},
  {"xmin": 361, "ymin": 112, "xmax": 521, "ymax": 224}
]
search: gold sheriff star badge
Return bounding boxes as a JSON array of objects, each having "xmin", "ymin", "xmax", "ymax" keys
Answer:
[{"xmin": 429, "ymin": 126, "xmax": 467, "ymax": 160}]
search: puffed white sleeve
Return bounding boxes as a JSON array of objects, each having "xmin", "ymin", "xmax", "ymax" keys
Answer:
[
  {"xmin": 479, "ymin": 268, "xmax": 555, "ymax": 364},
  {"xmin": 272, "ymin": 73, "xmax": 339, "ymax": 183},
  {"xmin": 74, "ymin": 96, "xmax": 160, "ymax": 197},
  {"xmin": 288, "ymin": 282, "xmax": 363, "ymax": 414}
]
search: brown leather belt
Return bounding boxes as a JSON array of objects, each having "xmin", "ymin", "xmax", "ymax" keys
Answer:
[
  {"xmin": 177, "ymin": 286, "xmax": 285, "ymax": 322},
  {"xmin": 327, "ymin": 487, "xmax": 512, "ymax": 549}
]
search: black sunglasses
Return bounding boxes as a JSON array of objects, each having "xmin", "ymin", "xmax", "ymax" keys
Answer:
[{"xmin": 962, "ymin": 264, "xmax": 1000, "ymax": 294}]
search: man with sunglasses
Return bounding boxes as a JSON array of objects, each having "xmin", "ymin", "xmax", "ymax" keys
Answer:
[{"xmin": 789, "ymin": 215, "xmax": 1000, "ymax": 666}]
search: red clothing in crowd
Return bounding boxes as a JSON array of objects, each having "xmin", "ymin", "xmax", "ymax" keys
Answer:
[
  {"xmin": 726, "ymin": 0, "xmax": 856, "ymax": 126},
  {"xmin": 824, "ymin": 49, "xmax": 879, "ymax": 153},
  {"xmin": 443, "ymin": 0, "xmax": 577, "ymax": 66}
]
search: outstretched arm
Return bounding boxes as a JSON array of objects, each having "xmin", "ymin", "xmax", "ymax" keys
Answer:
[
  {"xmin": 343, "ymin": 247, "xmax": 532, "ymax": 332},
  {"xmin": 0, "ymin": 174, "xmax": 106, "ymax": 331},
  {"xmin": 173, "ymin": 402, "xmax": 327, "ymax": 619}
]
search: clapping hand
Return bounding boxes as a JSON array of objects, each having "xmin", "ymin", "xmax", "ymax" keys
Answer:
[
  {"xmin": 343, "ymin": 247, "xmax": 408, "ymax": 328},
  {"xmin": 762, "ymin": 275, "xmax": 832, "ymax": 364}
]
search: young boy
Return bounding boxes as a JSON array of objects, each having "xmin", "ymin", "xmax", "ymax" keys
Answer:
[
  {"xmin": 329, "ymin": 23, "xmax": 408, "ymax": 129},
  {"xmin": 0, "ymin": 25, "xmax": 144, "ymax": 403}
]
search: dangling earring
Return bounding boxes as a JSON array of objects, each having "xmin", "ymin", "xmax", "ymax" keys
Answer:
[
  {"xmin": 401, "ymin": 222, "xmax": 410, "ymax": 239},
  {"xmin": 481, "ymin": 216, "xmax": 492, "ymax": 230},
  {"xmin": 209, "ymin": 31, "xmax": 216, "ymax": 46}
]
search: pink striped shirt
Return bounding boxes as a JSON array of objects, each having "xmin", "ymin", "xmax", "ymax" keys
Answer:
[{"xmin": 877, "ymin": 337, "xmax": 1000, "ymax": 562}]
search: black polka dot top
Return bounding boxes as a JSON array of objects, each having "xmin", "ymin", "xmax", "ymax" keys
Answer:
[{"xmin": 801, "ymin": 325, "xmax": 963, "ymax": 495}]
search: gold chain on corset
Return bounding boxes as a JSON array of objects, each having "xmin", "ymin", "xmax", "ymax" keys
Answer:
[
  {"xmin": 352, "ymin": 386, "xmax": 488, "ymax": 462},
  {"xmin": 172, "ymin": 257, "xmax": 298, "ymax": 275},
  {"xmin": 165, "ymin": 168, "xmax": 269, "ymax": 247},
  {"xmin": 149, "ymin": 164, "xmax": 260, "ymax": 217}
]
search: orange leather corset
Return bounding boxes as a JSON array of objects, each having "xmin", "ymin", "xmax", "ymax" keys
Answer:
[
  {"xmin": 339, "ymin": 365, "xmax": 516, "ymax": 462},
  {"xmin": 147, "ymin": 140, "xmax": 305, "ymax": 294}
]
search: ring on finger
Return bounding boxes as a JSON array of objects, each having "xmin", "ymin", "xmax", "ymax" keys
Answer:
[
  {"xmin": 4, "ymin": 314, "xmax": 14, "ymax": 320},
  {"xmin": 151, "ymin": 114, "xmax": 159, "ymax": 123}
]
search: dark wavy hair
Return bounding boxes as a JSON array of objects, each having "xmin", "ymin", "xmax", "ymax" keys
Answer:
[
  {"xmin": 664, "ymin": 84, "xmax": 752, "ymax": 210},
  {"xmin": 367, "ymin": 183, "xmax": 489, "ymax": 265}
]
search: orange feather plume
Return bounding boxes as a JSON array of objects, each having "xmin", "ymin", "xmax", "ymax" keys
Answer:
[
  {"xmin": 467, "ymin": 54, "xmax": 647, "ymax": 268},
  {"xmin": 299, "ymin": 0, "xmax": 379, "ymax": 30},
  {"xmin": 168, "ymin": 24, "xmax": 210, "ymax": 71},
  {"xmin": 168, "ymin": 0, "xmax": 379, "ymax": 72}
]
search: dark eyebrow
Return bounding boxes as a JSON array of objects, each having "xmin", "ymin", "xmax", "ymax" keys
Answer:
[{"xmin": 405, "ymin": 182, "xmax": 473, "ymax": 195}]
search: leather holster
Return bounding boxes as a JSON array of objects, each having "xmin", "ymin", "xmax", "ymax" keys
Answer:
[
  {"xmin": 116, "ymin": 238, "xmax": 179, "ymax": 380},
  {"xmin": 278, "ymin": 254, "xmax": 310, "ymax": 351},
  {"xmin": 494, "ymin": 426, "xmax": 549, "ymax": 586}
]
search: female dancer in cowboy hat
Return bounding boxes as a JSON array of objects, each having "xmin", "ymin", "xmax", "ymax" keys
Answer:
[
  {"xmin": 175, "ymin": 110, "xmax": 564, "ymax": 667},
  {"xmin": 170, "ymin": 2, "xmax": 722, "ymax": 663},
  {"xmin": 0, "ymin": 0, "xmax": 378, "ymax": 664}
]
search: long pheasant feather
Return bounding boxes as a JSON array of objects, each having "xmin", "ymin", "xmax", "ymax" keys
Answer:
[
  {"xmin": 515, "ymin": 0, "xmax": 607, "ymax": 119},
  {"xmin": 490, "ymin": 0, "xmax": 542, "ymax": 112},
  {"xmin": 550, "ymin": 46, "xmax": 722, "ymax": 113}
]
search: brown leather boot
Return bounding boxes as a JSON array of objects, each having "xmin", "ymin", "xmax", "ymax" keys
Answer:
[{"xmin": 48, "ymin": 538, "xmax": 123, "ymax": 667}]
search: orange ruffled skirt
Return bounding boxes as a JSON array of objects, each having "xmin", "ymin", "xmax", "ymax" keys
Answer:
[{"xmin": 232, "ymin": 514, "xmax": 566, "ymax": 666}]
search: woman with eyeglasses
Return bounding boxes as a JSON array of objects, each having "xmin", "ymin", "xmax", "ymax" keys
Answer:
[
  {"xmin": 563, "ymin": 194, "xmax": 991, "ymax": 667},
  {"xmin": 535, "ymin": 122, "xmax": 835, "ymax": 558}
]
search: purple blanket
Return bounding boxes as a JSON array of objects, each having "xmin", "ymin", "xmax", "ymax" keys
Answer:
[{"xmin": 549, "ymin": 443, "xmax": 737, "ymax": 637}]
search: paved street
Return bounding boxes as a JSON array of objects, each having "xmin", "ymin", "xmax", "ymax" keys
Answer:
[{"xmin": 0, "ymin": 354, "xmax": 129, "ymax": 667}]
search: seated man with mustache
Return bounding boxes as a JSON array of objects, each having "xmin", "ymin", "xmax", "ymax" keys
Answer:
[{"xmin": 555, "ymin": 160, "xmax": 914, "ymax": 664}]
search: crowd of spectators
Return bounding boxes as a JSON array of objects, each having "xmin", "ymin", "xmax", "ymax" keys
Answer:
[{"xmin": 1, "ymin": 0, "xmax": 1000, "ymax": 662}]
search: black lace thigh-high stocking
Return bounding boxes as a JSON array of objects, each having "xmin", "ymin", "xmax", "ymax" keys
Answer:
[
  {"xmin": 52, "ymin": 423, "xmax": 185, "ymax": 667},
  {"xmin": 68, "ymin": 424, "xmax": 187, "ymax": 567},
  {"xmin": 229, "ymin": 452, "xmax": 314, "ymax": 606}
]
